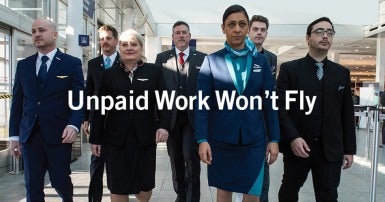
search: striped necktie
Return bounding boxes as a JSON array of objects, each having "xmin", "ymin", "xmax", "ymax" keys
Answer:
[
  {"xmin": 315, "ymin": 62, "xmax": 324, "ymax": 80},
  {"xmin": 105, "ymin": 57, "xmax": 112, "ymax": 69}
]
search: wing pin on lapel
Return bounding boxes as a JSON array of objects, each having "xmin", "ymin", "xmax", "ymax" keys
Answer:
[{"xmin": 57, "ymin": 75, "xmax": 68, "ymax": 79}]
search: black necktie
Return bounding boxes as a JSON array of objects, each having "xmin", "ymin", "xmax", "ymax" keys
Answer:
[{"xmin": 38, "ymin": 56, "xmax": 49, "ymax": 82}]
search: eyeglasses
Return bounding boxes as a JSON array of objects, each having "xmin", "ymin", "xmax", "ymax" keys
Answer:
[{"xmin": 311, "ymin": 28, "xmax": 335, "ymax": 37}]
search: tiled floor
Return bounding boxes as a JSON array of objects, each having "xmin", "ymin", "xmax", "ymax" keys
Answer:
[{"xmin": 0, "ymin": 128, "xmax": 384, "ymax": 201}]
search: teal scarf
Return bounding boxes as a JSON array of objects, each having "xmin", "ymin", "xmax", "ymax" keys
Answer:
[{"xmin": 224, "ymin": 38, "xmax": 258, "ymax": 95}]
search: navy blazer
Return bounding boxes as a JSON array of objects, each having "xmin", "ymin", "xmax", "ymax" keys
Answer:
[
  {"xmin": 9, "ymin": 49, "xmax": 84, "ymax": 144},
  {"xmin": 194, "ymin": 48, "xmax": 280, "ymax": 145}
]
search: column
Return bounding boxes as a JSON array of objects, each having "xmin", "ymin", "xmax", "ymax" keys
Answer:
[
  {"xmin": 376, "ymin": 37, "xmax": 385, "ymax": 90},
  {"xmin": 66, "ymin": 0, "xmax": 83, "ymax": 60}
]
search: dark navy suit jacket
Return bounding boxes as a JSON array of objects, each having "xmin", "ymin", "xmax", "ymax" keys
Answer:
[
  {"xmin": 9, "ymin": 49, "xmax": 84, "ymax": 144},
  {"xmin": 194, "ymin": 48, "xmax": 280, "ymax": 145}
]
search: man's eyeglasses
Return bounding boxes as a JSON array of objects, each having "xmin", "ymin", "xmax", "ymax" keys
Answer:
[{"xmin": 311, "ymin": 28, "xmax": 335, "ymax": 37}]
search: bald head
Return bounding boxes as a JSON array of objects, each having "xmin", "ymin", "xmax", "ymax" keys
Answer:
[
  {"xmin": 33, "ymin": 18, "xmax": 57, "ymax": 31},
  {"xmin": 32, "ymin": 18, "xmax": 58, "ymax": 53}
]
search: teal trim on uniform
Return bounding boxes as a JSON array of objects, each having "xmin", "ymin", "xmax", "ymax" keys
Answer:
[
  {"xmin": 248, "ymin": 161, "xmax": 265, "ymax": 196},
  {"xmin": 197, "ymin": 139, "xmax": 207, "ymax": 144},
  {"xmin": 224, "ymin": 47, "xmax": 252, "ymax": 95}
]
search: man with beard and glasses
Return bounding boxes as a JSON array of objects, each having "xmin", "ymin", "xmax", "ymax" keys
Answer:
[{"xmin": 276, "ymin": 17, "xmax": 356, "ymax": 202}]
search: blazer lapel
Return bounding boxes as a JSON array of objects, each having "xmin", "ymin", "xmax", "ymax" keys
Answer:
[
  {"xmin": 27, "ymin": 54, "xmax": 41, "ymax": 94},
  {"xmin": 41, "ymin": 49, "xmax": 63, "ymax": 92},
  {"xmin": 186, "ymin": 50, "xmax": 199, "ymax": 84},
  {"xmin": 164, "ymin": 51, "xmax": 178, "ymax": 85}
]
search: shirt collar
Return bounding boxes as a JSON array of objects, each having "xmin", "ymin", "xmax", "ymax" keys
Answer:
[
  {"xmin": 175, "ymin": 47, "xmax": 190, "ymax": 57},
  {"xmin": 103, "ymin": 51, "xmax": 118, "ymax": 63},
  {"xmin": 38, "ymin": 49, "xmax": 57, "ymax": 61}
]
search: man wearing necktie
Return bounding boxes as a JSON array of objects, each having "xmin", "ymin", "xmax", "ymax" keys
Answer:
[
  {"xmin": 83, "ymin": 25, "xmax": 119, "ymax": 202},
  {"xmin": 8, "ymin": 18, "xmax": 84, "ymax": 202},
  {"xmin": 276, "ymin": 17, "xmax": 356, "ymax": 201},
  {"xmin": 155, "ymin": 21, "xmax": 206, "ymax": 202}
]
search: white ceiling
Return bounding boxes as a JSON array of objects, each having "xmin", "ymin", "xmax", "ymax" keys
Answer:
[{"xmin": 141, "ymin": 0, "xmax": 381, "ymax": 82}]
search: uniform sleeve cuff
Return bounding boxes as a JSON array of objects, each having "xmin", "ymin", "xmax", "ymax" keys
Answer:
[{"xmin": 197, "ymin": 139, "xmax": 207, "ymax": 144}]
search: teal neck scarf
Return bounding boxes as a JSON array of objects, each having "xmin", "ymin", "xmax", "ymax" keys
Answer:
[{"xmin": 224, "ymin": 38, "xmax": 257, "ymax": 95}]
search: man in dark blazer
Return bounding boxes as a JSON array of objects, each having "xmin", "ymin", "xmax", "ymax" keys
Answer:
[
  {"xmin": 246, "ymin": 15, "xmax": 278, "ymax": 202},
  {"xmin": 155, "ymin": 21, "xmax": 206, "ymax": 202},
  {"xmin": 276, "ymin": 17, "xmax": 356, "ymax": 202},
  {"xmin": 83, "ymin": 25, "xmax": 119, "ymax": 202},
  {"xmin": 9, "ymin": 18, "xmax": 84, "ymax": 202}
]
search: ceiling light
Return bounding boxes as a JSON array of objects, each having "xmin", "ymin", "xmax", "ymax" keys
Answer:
[
  {"xmin": 355, "ymin": 50, "xmax": 359, "ymax": 52},
  {"xmin": 366, "ymin": 47, "xmax": 370, "ymax": 49}
]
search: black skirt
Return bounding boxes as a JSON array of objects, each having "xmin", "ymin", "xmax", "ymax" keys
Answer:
[{"xmin": 104, "ymin": 126, "xmax": 156, "ymax": 194}]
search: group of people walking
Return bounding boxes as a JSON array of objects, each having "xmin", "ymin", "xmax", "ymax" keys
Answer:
[{"xmin": 8, "ymin": 4, "xmax": 356, "ymax": 202}]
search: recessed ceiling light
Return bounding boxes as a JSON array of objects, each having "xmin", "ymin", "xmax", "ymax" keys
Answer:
[
  {"xmin": 366, "ymin": 47, "xmax": 370, "ymax": 49},
  {"xmin": 355, "ymin": 50, "xmax": 359, "ymax": 52}
]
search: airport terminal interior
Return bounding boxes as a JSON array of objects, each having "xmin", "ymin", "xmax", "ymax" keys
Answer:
[{"xmin": 0, "ymin": 0, "xmax": 385, "ymax": 201}]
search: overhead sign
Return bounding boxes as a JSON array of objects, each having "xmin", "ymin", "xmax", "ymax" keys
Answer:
[{"xmin": 83, "ymin": 0, "xmax": 95, "ymax": 19}]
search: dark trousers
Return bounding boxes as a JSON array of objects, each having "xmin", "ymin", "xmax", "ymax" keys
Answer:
[
  {"xmin": 167, "ymin": 112, "xmax": 201, "ymax": 202},
  {"xmin": 23, "ymin": 126, "xmax": 73, "ymax": 202},
  {"xmin": 278, "ymin": 141, "xmax": 342, "ymax": 202},
  {"xmin": 260, "ymin": 163, "xmax": 269, "ymax": 202},
  {"xmin": 88, "ymin": 154, "xmax": 104, "ymax": 202}
]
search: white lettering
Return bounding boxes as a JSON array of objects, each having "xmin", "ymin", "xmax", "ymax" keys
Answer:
[
  {"xmin": 215, "ymin": 91, "xmax": 235, "ymax": 110},
  {"xmin": 155, "ymin": 90, "xmax": 175, "ymax": 110},
  {"xmin": 68, "ymin": 90, "xmax": 83, "ymax": 110}
]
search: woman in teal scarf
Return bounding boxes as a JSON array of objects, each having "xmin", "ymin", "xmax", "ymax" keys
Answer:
[{"xmin": 195, "ymin": 5, "xmax": 280, "ymax": 202}]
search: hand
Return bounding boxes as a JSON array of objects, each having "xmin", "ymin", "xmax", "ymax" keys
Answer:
[
  {"xmin": 342, "ymin": 154, "xmax": 354, "ymax": 169},
  {"xmin": 61, "ymin": 126, "xmax": 78, "ymax": 144},
  {"xmin": 9, "ymin": 141, "xmax": 22, "ymax": 158},
  {"xmin": 266, "ymin": 142, "xmax": 279, "ymax": 165},
  {"xmin": 198, "ymin": 142, "xmax": 212, "ymax": 165},
  {"xmin": 290, "ymin": 137, "xmax": 311, "ymax": 158},
  {"xmin": 82, "ymin": 121, "xmax": 90, "ymax": 135},
  {"xmin": 91, "ymin": 144, "xmax": 101, "ymax": 157},
  {"xmin": 155, "ymin": 128, "xmax": 169, "ymax": 144}
]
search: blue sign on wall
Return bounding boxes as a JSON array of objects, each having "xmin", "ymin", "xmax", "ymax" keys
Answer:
[
  {"xmin": 79, "ymin": 35, "xmax": 89, "ymax": 47},
  {"xmin": 83, "ymin": 0, "xmax": 95, "ymax": 19}
]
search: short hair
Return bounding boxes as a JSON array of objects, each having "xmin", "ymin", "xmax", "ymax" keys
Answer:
[
  {"xmin": 119, "ymin": 29, "xmax": 144, "ymax": 48},
  {"xmin": 172, "ymin": 21, "xmax": 190, "ymax": 32},
  {"xmin": 306, "ymin": 17, "xmax": 334, "ymax": 36},
  {"xmin": 34, "ymin": 18, "xmax": 57, "ymax": 31},
  {"xmin": 98, "ymin": 25, "xmax": 118, "ymax": 39},
  {"xmin": 222, "ymin": 4, "xmax": 249, "ymax": 25},
  {"xmin": 250, "ymin": 15, "xmax": 269, "ymax": 29}
]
